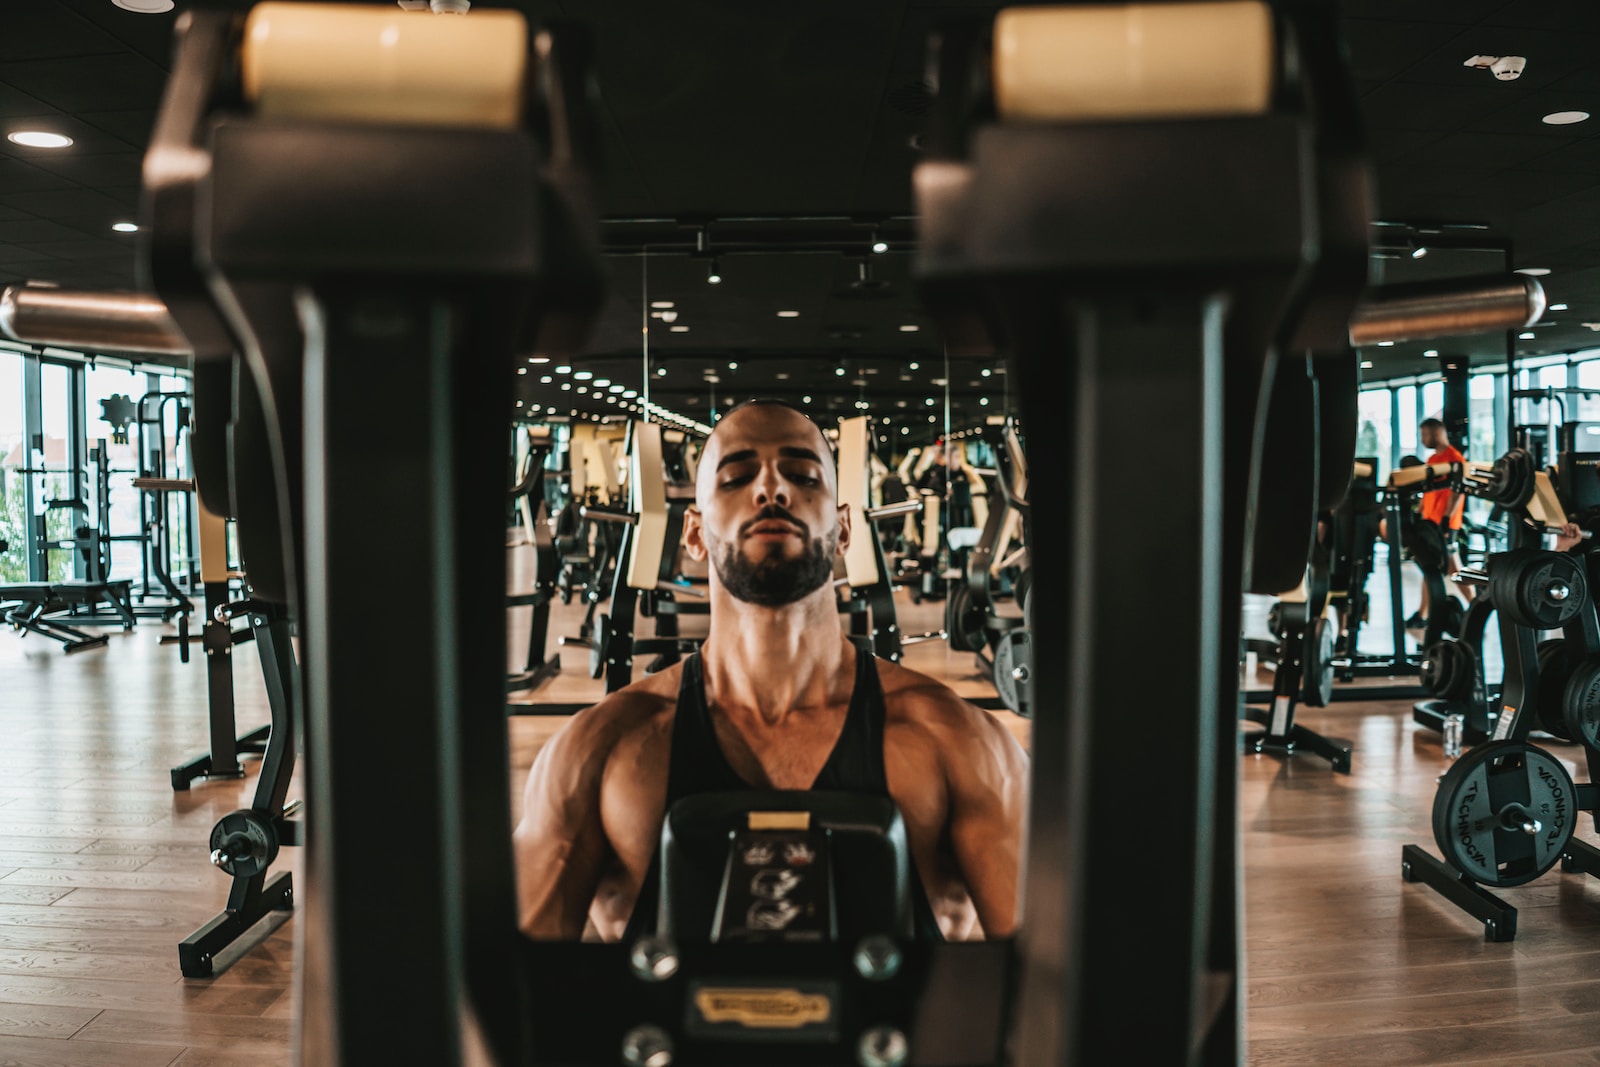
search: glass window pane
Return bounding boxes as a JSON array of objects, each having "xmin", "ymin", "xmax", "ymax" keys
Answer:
[
  {"xmin": 1356, "ymin": 389, "xmax": 1392, "ymax": 472},
  {"xmin": 86, "ymin": 364, "xmax": 148, "ymax": 581},
  {"xmin": 1396, "ymin": 385, "xmax": 1418, "ymax": 458}
]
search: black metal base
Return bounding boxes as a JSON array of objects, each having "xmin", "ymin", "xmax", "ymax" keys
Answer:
[
  {"xmin": 1401, "ymin": 844, "xmax": 1518, "ymax": 941},
  {"xmin": 170, "ymin": 724, "xmax": 272, "ymax": 791},
  {"xmin": 1242, "ymin": 682, "xmax": 1424, "ymax": 704},
  {"xmin": 178, "ymin": 869, "xmax": 294, "ymax": 978},
  {"xmin": 1412, "ymin": 699, "xmax": 1493, "ymax": 743},
  {"xmin": 1241, "ymin": 708, "xmax": 1352, "ymax": 773},
  {"xmin": 505, "ymin": 656, "xmax": 561, "ymax": 696},
  {"xmin": 1561, "ymin": 836, "xmax": 1600, "ymax": 878}
]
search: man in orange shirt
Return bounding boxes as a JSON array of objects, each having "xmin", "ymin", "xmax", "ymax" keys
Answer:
[{"xmin": 1410, "ymin": 417, "xmax": 1469, "ymax": 627}]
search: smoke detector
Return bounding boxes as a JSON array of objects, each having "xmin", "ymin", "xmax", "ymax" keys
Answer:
[{"xmin": 1464, "ymin": 54, "xmax": 1526, "ymax": 81}]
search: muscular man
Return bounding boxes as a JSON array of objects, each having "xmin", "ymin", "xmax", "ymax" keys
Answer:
[{"xmin": 514, "ymin": 400, "xmax": 1027, "ymax": 942}]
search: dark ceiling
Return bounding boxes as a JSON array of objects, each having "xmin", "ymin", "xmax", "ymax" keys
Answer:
[{"xmin": 3, "ymin": 0, "xmax": 1600, "ymax": 438}]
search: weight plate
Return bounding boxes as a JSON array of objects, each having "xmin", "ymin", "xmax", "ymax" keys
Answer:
[
  {"xmin": 993, "ymin": 630, "xmax": 1031, "ymax": 718},
  {"xmin": 208, "ymin": 808, "xmax": 279, "ymax": 879},
  {"xmin": 1493, "ymin": 550, "xmax": 1586, "ymax": 631},
  {"xmin": 1421, "ymin": 639, "xmax": 1475, "ymax": 701},
  {"xmin": 945, "ymin": 584, "xmax": 988, "ymax": 653},
  {"xmin": 1563, "ymin": 654, "xmax": 1600, "ymax": 753},
  {"xmin": 1437, "ymin": 595, "xmax": 1465, "ymax": 638},
  {"xmin": 1535, "ymin": 640, "xmax": 1575, "ymax": 741},
  {"xmin": 589, "ymin": 613, "xmax": 611, "ymax": 680},
  {"xmin": 1300, "ymin": 616, "xmax": 1334, "ymax": 708},
  {"xmin": 1431, "ymin": 741, "xmax": 1576, "ymax": 888},
  {"xmin": 1487, "ymin": 449, "xmax": 1537, "ymax": 510}
]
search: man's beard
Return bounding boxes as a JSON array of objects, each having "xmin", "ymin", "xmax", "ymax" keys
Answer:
[{"xmin": 710, "ymin": 506, "xmax": 836, "ymax": 608}]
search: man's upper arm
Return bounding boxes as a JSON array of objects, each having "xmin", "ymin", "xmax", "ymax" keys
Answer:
[
  {"xmin": 513, "ymin": 706, "xmax": 618, "ymax": 939},
  {"xmin": 938, "ymin": 697, "xmax": 1029, "ymax": 938}
]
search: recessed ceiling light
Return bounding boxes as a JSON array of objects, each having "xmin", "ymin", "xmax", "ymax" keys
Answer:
[
  {"xmin": 111, "ymin": 221, "xmax": 139, "ymax": 233},
  {"xmin": 560, "ymin": 383, "xmax": 572, "ymax": 391},
  {"xmin": 1515, "ymin": 267, "xmax": 1551, "ymax": 276},
  {"xmin": 979, "ymin": 398, "xmax": 989, "ymax": 406},
  {"xmin": 1550, "ymin": 303, "xmax": 1568, "ymax": 311},
  {"xmin": 670, "ymin": 325, "xmax": 690, "ymax": 332},
  {"xmin": 517, "ymin": 368, "xmax": 527, "ymax": 375},
  {"xmin": 112, "ymin": 0, "xmax": 176, "ymax": 10},
  {"xmin": 908, "ymin": 362, "xmax": 919, "ymax": 370},
  {"xmin": 1544, "ymin": 111, "xmax": 1590, "ymax": 125},
  {"xmin": 728, "ymin": 361, "xmax": 738, "ymax": 370},
  {"xmin": 776, "ymin": 310, "xmax": 800, "ymax": 318},
  {"xmin": 898, "ymin": 325, "xmax": 919, "ymax": 332},
  {"xmin": 1424, "ymin": 350, "xmax": 1439, "ymax": 358},
  {"xmin": 650, "ymin": 301, "xmax": 675, "ymax": 309},
  {"xmin": 7, "ymin": 131, "xmax": 72, "ymax": 148},
  {"xmin": 656, "ymin": 367, "xmax": 667, "ymax": 376},
  {"xmin": 1377, "ymin": 341, "xmax": 1395, "ymax": 347},
  {"xmin": 539, "ymin": 375, "xmax": 553, "ymax": 383},
  {"xmin": 574, "ymin": 371, "xmax": 593, "ymax": 380},
  {"xmin": 1360, "ymin": 361, "xmax": 1373, "ymax": 369},
  {"xmin": 802, "ymin": 395, "xmax": 813, "ymax": 403},
  {"xmin": 1519, "ymin": 331, "xmax": 1536, "ymax": 339},
  {"xmin": 835, "ymin": 367, "xmax": 846, "ymax": 376},
  {"xmin": 556, "ymin": 365, "xmax": 572, "ymax": 374}
]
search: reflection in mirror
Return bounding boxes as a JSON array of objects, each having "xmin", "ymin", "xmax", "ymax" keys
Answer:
[{"xmin": 506, "ymin": 255, "xmax": 1029, "ymax": 948}]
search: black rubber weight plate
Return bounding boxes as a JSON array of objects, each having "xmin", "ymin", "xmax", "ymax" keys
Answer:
[{"xmin": 1431, "ymin": 741, "xmax": 1575, "ymax": 888}]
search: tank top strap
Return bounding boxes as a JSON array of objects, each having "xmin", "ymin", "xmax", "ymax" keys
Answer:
[{"xmin": 811, "ymin": 644, "xmax": 891, "ymax": 794}]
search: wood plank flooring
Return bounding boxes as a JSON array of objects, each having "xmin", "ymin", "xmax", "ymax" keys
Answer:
[{"xmin": 1, "ymin": 589, "xmax": 1598, "ymax": 1064}]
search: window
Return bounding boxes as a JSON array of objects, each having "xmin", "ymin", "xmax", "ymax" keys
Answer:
[
  {"xmin": 0, "ymin": 352, "xmax": 23, "ymax": 581},
  {"xmin": 1356, "ymin": 388, "xmax": 1392, "ymax": 473}
]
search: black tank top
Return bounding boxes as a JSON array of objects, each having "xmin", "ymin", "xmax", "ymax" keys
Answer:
[{"xmin": 623, "ymin": 646, "xmax": 945, "ymax": 941}]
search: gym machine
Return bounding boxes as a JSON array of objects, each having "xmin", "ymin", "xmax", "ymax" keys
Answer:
[
  {"xmin": 506, "ymin": 426, "xmax": 563, "ymax": 697},
  {"xmin": 124, "ymin": 1, "xmax": 1383, "ymax": 1064}
]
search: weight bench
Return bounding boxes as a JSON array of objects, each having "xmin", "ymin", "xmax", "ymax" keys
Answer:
[{"xmin": 1, "ymin": 583, "xmax": 115, "ymax": 652}]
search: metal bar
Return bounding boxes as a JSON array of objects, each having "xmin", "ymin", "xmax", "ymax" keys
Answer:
[
  {"xmin": 1348, "ymin": 275, "xmax": 1545, "ymax": 346},
  {"xmin": 0, "ymin": 286, "xmax": 192, "ymax": 356}
]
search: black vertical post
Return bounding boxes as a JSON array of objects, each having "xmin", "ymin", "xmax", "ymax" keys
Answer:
[
  {"xmin": 1443, "ymin": 356, "xmax": 1470, "ymax": 455},
  {"xmin": 67, "ymin": 363, "xmax": 87, "ymax": 580},
  {"xmin": 22, "ymin": 354, "xmax": 44, "ymax": 581},
  {"xmin": 1011, "ymin": 290, "xmax": 1230, "ymax": 1064}
]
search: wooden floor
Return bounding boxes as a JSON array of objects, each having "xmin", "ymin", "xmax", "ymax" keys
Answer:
[{"xmin": 2, "ymin": 590, "xmax": 1598, "ymax": 1065}]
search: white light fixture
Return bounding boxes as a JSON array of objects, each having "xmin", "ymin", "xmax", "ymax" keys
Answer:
[
  {"xmin": 1411, "ymin": 245, "xmax": 1428, "ymax": 259},
  {"xmin": 574, "ymin": 371, "xmax": 593, "ymax": 380},
  {"xmin": 1519, "ymin": 331, "xmax": 1536, "ymax": 339},
  {"xmin": 656, "ymin": 367, "xmax": 667, "ymax": 376},
  {"xmin": 528, "ymin": 356, "xmax": 550, "ymax": 364},
  {"xmin": 835, "ymin": 367, "xmax": 846, "ymax": 376},
  {"xmin": 650, "ymin": 300, "xmax": 675, "ymax": 309},
  {"xmin": 981, "ymin": 368, "xmax": 992, "ymax": 377},
  {"xmin": 776, "ymin": 310, "xmax": 800, "ymax": 318},
  {"xmin": 1424, "ymin": 350, "xmax": 1439, "ymax": 358},
  {"xmin": 517, "ymin": 367, "xmax": 527, "ymax": 375},
  {"xmin": 1515, "ymin": 267, "xmax": 1551, "ymax": 276},
  {"xmin": 706, "ymin": 259, "xmax": 722, "ymax": 285},
  {"xmin": 577, "ymin": 386, "xmax": 588, "ymax": 393},
  {"xmin": 900, "ymin": 426, "xmax": 910, "ymax": 436},
  {"xmin": 670, "ymin": 325, "xmax": 690, "ymax": 332},
  {"xmin": 898, "ymin": 324, "xmax": 919, "ymax": 332},
  {"xmin": 728, "ymin": 361, "xmax": 738, "ymax": 370},
  {"xmin": 802, "ymin": 395, "xmax": 813, "ymax": 403},
  {"xmin": 609, "ymin": 384, "xmax": 624, "ymax": 393},
  {"xmin": 871, "ymin": 239, "xmax": 889, "ymax": 254},
  {"xmin": 1377, "ymin": 341, "xmax": 1395, "ymax": 347},
  {"xmin": 113, "ymin": 0, "xmax": 177, "ymax": 10},
  {"xmin": 1360, "ymin": 360, "xmax": 1373, "ymax": 369},
  {"xmin": 560, "ymin": 383, "xmax": 572, "ymax": 391},
  {"xmin": 908, "ymin": 362, "xmax": 919, "ymax": 370},
  {"xmin": 556, "ymin": 365, "xmax": 572, "ymax": 374},
  {"xmin": 539, "ymin": 375, "xmax": 553, "ymax": 383},
  {"xmin": 624, "ymin": 390, "xmax": 638, "ymax": 398},
  {"xmin": 111, "ymin": 221, "xmax": 139, "ymax": 233},
  {"xmin": 1550, "ymin": 303, "xmax": 1569, "ymax": 311},
  {"xmin": 7, "ymin": 131, "xmax": 72, "ymax": 148},
  {"xmin": 1544, "ymin": 111, "xmax": 1590, "ymax": 125},
  {"xmin": 980, "ymin": 398, "xmax": 989, "ymax": 406}
]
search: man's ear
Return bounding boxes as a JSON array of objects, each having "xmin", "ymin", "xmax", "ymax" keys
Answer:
[
  {"xmin": 835, "ymin": 502, "xmax": 851, "ymax": 556},
  {"xmin": 684, "ymin": 505, "xmax": 709, "ymax": 562}
]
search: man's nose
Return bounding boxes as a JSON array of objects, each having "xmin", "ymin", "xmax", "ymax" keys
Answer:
[{"xmin": 753, "ymin": 464, "xmax": 788, "ymax": 505}]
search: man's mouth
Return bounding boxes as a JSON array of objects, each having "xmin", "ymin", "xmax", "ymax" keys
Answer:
[{"xmin": 747, "ymin": 521, "xmax": 800, "ymax": 536}]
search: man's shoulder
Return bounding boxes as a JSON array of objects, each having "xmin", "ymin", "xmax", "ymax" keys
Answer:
[
  {"xmin": 554, "ymin": 664, "xmax": 683, "ymax": 761},
  {"xmin": 874, "ymin": 656, "xmax": 992, "ymax": 736}
]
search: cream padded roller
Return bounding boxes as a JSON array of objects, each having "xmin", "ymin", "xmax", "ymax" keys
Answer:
[
  {"xmin": 992, "ymin": 2, "xmax": 1275, "ymax": 123},
  {"xmin": 241, "ymin": 2, "xmax": 527, "ymax": 128}
]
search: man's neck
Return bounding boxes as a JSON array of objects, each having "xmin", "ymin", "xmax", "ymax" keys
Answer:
[{"xmin": 699, "ymin": 588, "xmax": 852, "ymax": 726}]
